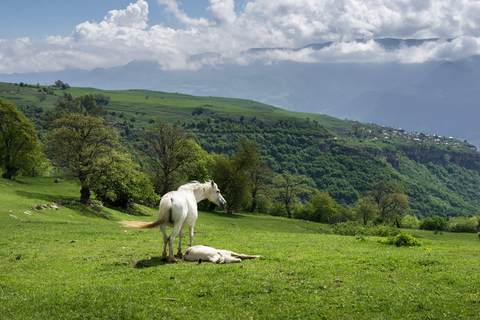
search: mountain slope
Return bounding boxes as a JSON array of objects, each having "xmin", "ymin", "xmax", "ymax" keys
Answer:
[{"xmin": 1, "ymin": 82, "xmax": 480, "ymax": 218}]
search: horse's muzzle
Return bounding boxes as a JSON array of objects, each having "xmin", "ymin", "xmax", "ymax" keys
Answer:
[{"xmin": 219, "ymin": 199, "xmax": 227, "ymax": 209}]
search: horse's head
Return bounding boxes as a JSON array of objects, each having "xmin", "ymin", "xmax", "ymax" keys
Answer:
[{"xmin": 207, "ymin": 180, "xmax": 227, "ymax": 209}]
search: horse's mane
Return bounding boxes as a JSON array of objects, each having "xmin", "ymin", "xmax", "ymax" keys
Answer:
[{"xmin": 177, "ymin": 180, "xmax": 212, "ymax": 191}]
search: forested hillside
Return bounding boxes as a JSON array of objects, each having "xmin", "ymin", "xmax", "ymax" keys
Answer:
[{"xmin": 2, "ymin": 81, "xmax": 480, "ymax": 218}]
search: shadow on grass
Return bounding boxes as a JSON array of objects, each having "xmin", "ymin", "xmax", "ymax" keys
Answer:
[
  {"xmin": 16, "ymin": 190, "xmax": 112, "ymax": 220},
  {"xmin": 133, "ymin": 256, "xmax": 168, "ymax": 268},
  {"xmin": 15, "ymin": 190, "xmax": 71, "ymax": 204},
  {"xmin": 206, "ymin": 210, "xmax": 244, "ymax": 219}
]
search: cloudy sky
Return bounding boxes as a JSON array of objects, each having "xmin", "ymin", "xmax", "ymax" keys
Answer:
[{"xmin": 2, "ymin": 0, "xmax": 480, "ymax": 74}]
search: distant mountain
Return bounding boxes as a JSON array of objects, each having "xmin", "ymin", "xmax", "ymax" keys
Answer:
[{"xmin": 2, "ymin": 38, "xmax": 480, "ymax": 146}]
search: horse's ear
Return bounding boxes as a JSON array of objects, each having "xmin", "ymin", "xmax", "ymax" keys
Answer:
[{"xmin": 211, "ymin": 180, "xmax": 215, "ymax": 186}]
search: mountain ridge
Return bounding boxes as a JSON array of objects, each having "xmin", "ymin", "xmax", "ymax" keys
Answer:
[{"xmin": 1, "ymin": 38, "xmax": 479, "ymax": 147}]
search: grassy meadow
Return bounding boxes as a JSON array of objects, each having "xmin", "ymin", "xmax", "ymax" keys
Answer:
[{"xmin": 1, "ymin": 177, "xmax": 480, "ymax": 319}]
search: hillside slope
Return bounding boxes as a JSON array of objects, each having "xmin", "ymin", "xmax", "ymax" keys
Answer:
[{"xmin": 1, "ymin": 82, "xmax": 480, "ymax": 218}]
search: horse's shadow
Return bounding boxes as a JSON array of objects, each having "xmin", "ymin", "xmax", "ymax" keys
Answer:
[{"xmin": 133, "ymin": 256, "xmax": 168, "ymax": 269}]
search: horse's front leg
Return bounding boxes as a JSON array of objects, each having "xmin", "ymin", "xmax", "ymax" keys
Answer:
[
  {"xmin": 189, "ymin": 225, "xmax": 194, "ymax": 247},
  {"xmin": 176, "ymin": 229, "xmax": 184, "ymax": 258}
]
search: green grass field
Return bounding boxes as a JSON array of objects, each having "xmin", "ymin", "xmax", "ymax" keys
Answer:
[{"xmin": 1, "ymin": 177, "xmax": 479, "ymax": 319}]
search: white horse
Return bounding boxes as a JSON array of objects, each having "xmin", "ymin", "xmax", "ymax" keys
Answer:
[
  {"xmin": 184, "ymin": 245, "xmax": 261, "ymax": 264},
  {"xmin": 121, "ymin": 180, "xmax": 226, "ymax": 263}
]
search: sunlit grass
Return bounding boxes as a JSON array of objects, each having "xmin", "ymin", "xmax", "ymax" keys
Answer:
[{"xmin": 1, "ymin": 177, "xmax": 479, "ymax": 319}]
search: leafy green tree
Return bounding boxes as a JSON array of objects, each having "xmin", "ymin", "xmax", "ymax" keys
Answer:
[
  {"xmin": 213, "ymin": 138, "xmax": 263, "ymax": 212},
  {"xmin": 212, "ymin": 153, "xmax": 244, "ymax": 212},
  {"xmin": 0, "ymin": 98, "xmax": 43, "ymax": 179},
  {"xmin": 44, "ymin": 93, "xmax": 105, "ymax": 123},
  {"xmin": 137, "ymin": 119, "xmax": 197, "ymax": 195},
  {"xmin": 401, "ymin": 215, "xmax": 420, "ymax": 229},
  {"xmin": 361, "ymin": 180, "xmax": 410, "ymax": 226},
  {"xmin": 274, "ymin": 171, "xmax": 311, "ymax": 219},
  {"xmin": 308, "ymin": 191, "xmax": 338, "ymax": 223},
  {"xmin": 420, "ymin": 215, "xmax": 447, "ymax": 231},
  {"xmin": 45, "ymin": 114, "xmax": 121, "ymax": 204},
  {"xmin": 183, "ymin": 140, "xmax": 215, "ymax": 183},
  {"xmin": 92, "ymin": 153, "xmax": 159, "ymax": 208},
  {"xmin": 355, "ymin": 197, "xmax": 378, "ymax": 225},
  {"xmin": 248, "ymin": 159, "xmax": 273, "ymax": 212}
]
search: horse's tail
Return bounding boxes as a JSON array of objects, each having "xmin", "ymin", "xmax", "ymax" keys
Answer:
[{"xmin": 120, "ymin": 197, "xmax": 172, "ymax": 229}]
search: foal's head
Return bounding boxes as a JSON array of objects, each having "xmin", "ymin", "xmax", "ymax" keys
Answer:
[{"xmin": 206, "ymin": 180, "xmax": 227, "ymax": 208}]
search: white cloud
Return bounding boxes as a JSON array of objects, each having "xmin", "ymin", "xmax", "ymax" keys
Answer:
[{"xmin": 2, "ymin": 0, "xmax": 480, "ymax": 74}]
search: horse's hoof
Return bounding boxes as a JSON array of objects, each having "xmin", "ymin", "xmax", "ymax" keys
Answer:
[
  {"xmin": 161, "ymin": 257, "xmax": 168, "ymax": 263},
  {"xmin": 169, "ymin": 258, "xmax": 179, "ymax": 264}
]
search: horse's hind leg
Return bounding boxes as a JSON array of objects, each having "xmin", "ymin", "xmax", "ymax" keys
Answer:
[
  {"xmin": 176, "ymin": 229, "xmax": 184, "ymax": 258},
  {"xmin": 167, "ymin": 224, "xmax": 182, "ymax": 263},
  {"xmin": 160, "ymin": 224, "xmax": 168, "ymax": 262}
]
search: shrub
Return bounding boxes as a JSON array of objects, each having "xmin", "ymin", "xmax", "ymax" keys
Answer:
[
  {"xmin": 420, "ymin": 215, "xmax": 447, "ymax": 231},
  {"xmin": 332, "ymin": 221, "xmax": 401, "ymax": 237},
  {"xmin": 368, "ymin": 223, "xmax": 401, "ymax": 237},
  {"xmin": 384, "ymin": 232, "xmax": 422, "ymax": 247},
  {"xmin": 447, "ymin": 217, "xmax": 479, "ymax": 233},
  {"xmin": 401, "ymin": 214, "xmax": 420, "ymax": 229},
  {"xmin": 332, "ymin": 221, "xmax": 365, "ymax": 236}
]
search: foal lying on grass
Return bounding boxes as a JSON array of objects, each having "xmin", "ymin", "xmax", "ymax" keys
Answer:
[{"xmin": 183, "ymin": 245, "xmax": 260, "ymax": 264}]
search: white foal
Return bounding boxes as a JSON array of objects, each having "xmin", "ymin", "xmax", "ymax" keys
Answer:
[{"xmin": 184, "ymin": 245, "xmax": 260, "ymax": 264}]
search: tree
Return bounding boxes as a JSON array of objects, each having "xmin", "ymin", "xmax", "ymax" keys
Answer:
[
  {"xmin": 44, "ymin": 93, "xmax": 105, "ymax": 123},
  {"xmin": 0, "ymin": 98, "xmax": 43, "ymax": 179},
  {"xmin": 362, "ymin": 180, "xmax": 410, "ymax": 226},
  {"xmin": 420, "ymin": 215, "xmax": 447, "ymax": 231},
  {"xmin": 248, "ymin": 159, "xmax": 273, "ymax": 212},
  {"xmin": 45, "ymin": 114, "xmax": 120, "ymax": 204},
  {"xmin": 308, "ymin": 191, "xmax": 338, "ymax": 223},
  {"xmin": 137, "ymin": 119, "xmax": 197, "ymax": 195},
  {"xmin": 212, "ymin": 138, "xmax": 263, "ymax": 212},
  {"xmin": 92, "ymin": 153, "xmax": 159, "ymax": 208},
  {"xmin": 274, "ymin": 171, "xmax": 311, "ymax": 219},
  {"xmin": 355, "ymin": 197, "xmax": 378, "ymax": 225}
]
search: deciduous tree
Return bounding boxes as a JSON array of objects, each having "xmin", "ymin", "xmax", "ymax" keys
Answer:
[
  {"xmin": 362, "ymin": 180, "xmax": 410, "ymax": 226},
  {"xmin": 45, "ymin": 114, "xmax": 120, "ymax": 204},
  {"xmin": 137, "ymin": 119, "xmax": 197, "ymax": 195},
  {"xmin": 274, "ymin": 171, "xmax": 311, "ymax": 219},
  {"xmin": 0, "ymin": 98, "xmax": 43, "ymax": 179}
]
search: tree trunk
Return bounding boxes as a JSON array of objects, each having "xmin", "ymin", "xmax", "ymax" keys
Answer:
[
  {"xmin": 80, "ymin": 186, "xmax": 91, "ymax": 204},
  {"xmin": 2, "ymin": 167, "xmax": 17, "ymax": 180},
  {"xmin": 250, "ymin": 199, "xmax": 257, "ymax": 213}
]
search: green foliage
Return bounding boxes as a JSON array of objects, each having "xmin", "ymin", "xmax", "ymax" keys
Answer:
[
  {"xmin": 401, "ymin": 214, "xmax": 420, "ymax": 229},
  {"xmin": 332, "ymin": 221, "xmax": 401, "ymax": 237},
  {"xmin": 296, "ymin": 191, "xmax": 338, "ymax": 222},
  {"xmin": 274, "ymin": 171, "xmax": 311, "ymax": 219},
  {"xmin": 45, "ymin": 114, "xmax": 121, "ymax": 204},
  {"xmin": 137, "ymin": 119, "xmax": 197, "ymax": 195},
  {"xmin": 91, "ymin": 153, "xmax": 159, "ymax": 208},
  {"xmin": 332, "ymin": 221, "xmax": 366, "ymax": 236},
  {"xmin": 3, "ymin": 82, "xmax": 480, "ymax": 218},
  {"xmin": 447, "ymin": 217, "xmax": 479, "ymax": 233},
  {"xmin": 383, "ymin": 232, "xmax": 423, "ymax": 247},
  {"xmin": 0, "ymin": 98, "xmax": 43, "ymax": 179},
  {"xmin": 420, "ymin": 215, "xmax": 448, "ymax": 231},
  {"xmin": 360, "ymin": 180, "xmax": 410, "ymax": 226}
]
